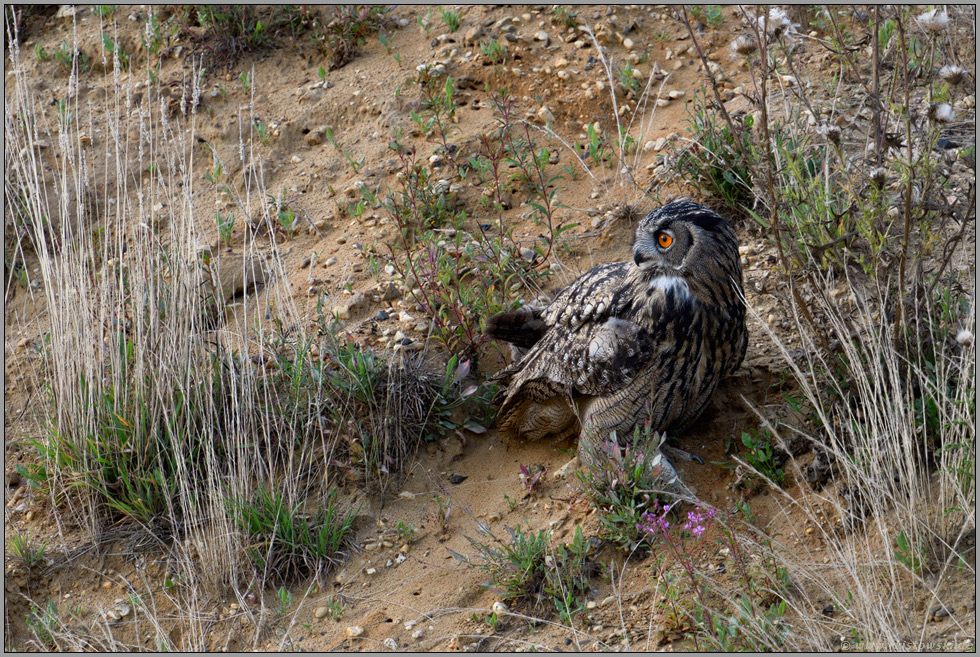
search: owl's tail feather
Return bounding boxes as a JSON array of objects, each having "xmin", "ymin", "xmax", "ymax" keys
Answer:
[{"xmin": 485, "ymin": 305, "xmax": 547, "ymax": 350}]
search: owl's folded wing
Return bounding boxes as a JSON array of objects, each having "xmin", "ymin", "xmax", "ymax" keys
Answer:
[{"xmin": 544, "ymin": 261, "xmax": 632, "ymax": 329}]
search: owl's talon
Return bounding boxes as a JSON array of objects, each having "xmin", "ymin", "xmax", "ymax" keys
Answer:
[
  {"xmin": 661, "ymin": 443, "xmax": 704, "ymax": 465},
  {"xmin": 553, "ymin": 456, "xmax": 581, "ymax": 480}
]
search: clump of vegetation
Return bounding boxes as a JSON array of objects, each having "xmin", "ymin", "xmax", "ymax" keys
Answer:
[
  {"xmin": 575, "ymin": 423, "xmax": 674, "ymax": 552},
  {"xmin": 229, "ymin": 487, "xmax": 356, "ymax": 584},
  {"xmin": 438, "ymin": 7, "xmax": 462, "ymax": 33},
  {"xmin": 639, "ymin": 503, "xmax": 793, "ymax": 650},
  {"xmin": 311, "ymin": 5, "xmax": 390, "ymax": 70},
  {"xmin": 731, "ymin": 428, "xmax": 788, "ymax": 490},
  {"xmin": 549, "ymin": 6, "xmax": 580, "ymax": 29},
  {"xmin": 385, "ymin": 91, "xmax": 567, "ymax": 360},
  {"xmin": 302, "ymin": 329, "xmax": 479, "ymax": 491},
  {"xmin": 461, "ymin": 524, "xmax": 597, "ymax": 624},
  {"xmin": 479, "ymin": 37, "xmax": 507, "ymax": 66},
  {"xmin": 181, "ymin": 5, "xmax": 274, "ymax": 55},
  {"xmin": 5, "ymin": 530, "xmax": 48, "ymax": 571},
  {"xmin": 673, "ymin": 88, "xmax": 757, "ymax": 217}
]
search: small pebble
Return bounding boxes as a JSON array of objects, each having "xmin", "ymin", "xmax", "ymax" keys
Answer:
[{"xmin": 347, "ymin": 625, "xmax": 364, "ymax": 638}]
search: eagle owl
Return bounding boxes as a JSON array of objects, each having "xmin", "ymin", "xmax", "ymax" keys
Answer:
[{"xmin": 487, "ymin": 201, "xmax": 747, "ymax": 484}]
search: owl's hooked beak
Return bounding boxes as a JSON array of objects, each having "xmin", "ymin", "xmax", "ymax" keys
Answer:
[{"xmin": 633, "ymin": 250, "xmax": 648, "ymax": 268}]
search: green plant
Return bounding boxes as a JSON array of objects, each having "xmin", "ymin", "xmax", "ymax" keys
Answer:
[
  {"xmin": 576, "ymin": 423, "xmax": 673, "ymax": 551},
  {"xmin": 305, "ymin": 327, "xmax": 479, "ymax": 491},
  {"xmin": 275, "ymin": 587, "xmax": 293, "ymax": 616},
  {"xmin": 550, "ymin": 6, "xmax": 579, "ymax": 29},
  {"xmin": 704, "ymin": 5, "xmax": 724, "ymax": 29},
  {"xmin": 395, "ymin": 522, "xmax": 416, "ymax": 543},
  {"xmin": 230, "ymin": 487, "xmax": 357, "ymax": 584},
  {"xmin": 385, "ymin": 94, "xmax": 565, "ymax": 361},
  {"xmin": 893, "ymin": 530, "xmax": 926, "ymax": 574},
  {"xmin": 617, "ymin": 61, "xmax": 641, "ymax": 98},
  {"xmin": 674, "ymin": 88, "xmax": 756, "ymax": 215},
  {"xmin": 253, "ymin": 119, "xmax": 270, "ymax": 145},
  {"xmin": 6, "ymin": 531, "xmax": 48, "ymax": 570},
  {"xmin": 473, "ymin": 609, "xmax": 502, "ymax": 632},
  {"xmin": 101, "ymin": 32, "xmax": 130, "ymax": 69},
  {"xmin": 579, "ymin": 121, "xmax": 613, "ymax": 168},
  {"xmin": 239, "ymin": 71, "xmax": 252, "ymax": 92},
  {"xmin": 313, "ymin": 4, "xmax": 389, "ymax": 70},
  {"xmin": 463, "ymin": 524, "xmax": 595, "ymax": 623},
  {"xmin": 55, "ymin": 99, "xmax": 73, "ymax": 129},
  {"xmin": 34, "ymin": 44, "xmax": 49, "ymax": 62},
  {"xmin": 410, "ymin": 65, "xmax": 459, "ymax": 170},
  {"xmin": 322, "ymin": 596, "xmax": 345, "ymax": 621},
  {"xmin": 322, "ymin": 126, "xmax": 364, "ymax": 173},
  {"xmin": 638, "ymin": 504, "xmax": 792, "ymax": 650},
  {"xmin": 26, "ymin": 601, "xmax": 59, "ymax": 650},
  {"xmin": 480, "ymin": 38, "xmax": 506, "ymax": 65},
  {"xmin": 215, "ymin": 211, "xmax": 235, "ymax": 245},
  {"xmin": 416, "ymin": 7, "xmax": 433, "ymax": 37},
  {"xmin": 190, "ymin": 5, "xmax": 271, "ymax": 51},
  {"xmin": 431, "ymin": 494, "xmax": 452, "ymax": 534},
  {"xmin": 439, "ymin": 7, "xmax": 462, "ymax": 33},
  {"xmin": 52, "ymin": 40, "xmax": 88, "ymax": 73},
  {"xmin": 738, "ymin": 429, "xmax": 786, "ymax": 488},
  {"xmin": 95, "ymin": 5, "xmax": 117, "ymax": 19},
  {"xmin": 378, "ymin": 29, "xmax": 395, "ymax": 56},
  {"xmin": 141, "ymin": 8, "xmax": 172, "ymax": 57},
  {"xmin": 346, "ymin": 199, "xmax": 365, "ymax": 219}
]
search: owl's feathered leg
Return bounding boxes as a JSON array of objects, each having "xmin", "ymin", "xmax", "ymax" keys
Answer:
[{"xmin": 576, "ymin": 421, "xmax": 700, "ymax": 505}]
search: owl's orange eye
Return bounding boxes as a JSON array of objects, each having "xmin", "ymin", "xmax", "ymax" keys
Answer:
[{"xmin": 657, "ymin": 232, "xmax": 673, "ymax": 248}]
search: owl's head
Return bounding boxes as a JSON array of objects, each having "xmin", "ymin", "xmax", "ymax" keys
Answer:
[{"xmin": 632, "ymin": 201, "xmax": 742, "ymax": 302}]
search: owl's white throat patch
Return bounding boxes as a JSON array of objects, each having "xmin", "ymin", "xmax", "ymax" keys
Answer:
[{"xmin": 647, "ymin": 275, "xmax": 690, "ymax": 300}]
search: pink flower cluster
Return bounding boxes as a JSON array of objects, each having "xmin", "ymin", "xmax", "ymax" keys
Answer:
[
  {"xmin": 683, "ymin": 507, "xmax": 716, "ymax": 538},
  {"xmin": 638, "ymin": 503, "xmax": 716, "ymax": 540}
]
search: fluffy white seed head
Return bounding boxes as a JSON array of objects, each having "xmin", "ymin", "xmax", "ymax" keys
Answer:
[
  {"xmin": 939, "ymin": 65, "xmax": 966, "ymax": 86},
  {"xmin": 729, "ymin": 34, "xmax": 757, "ymax": 57},
  {"xmin": 917, "ymin": 8, "xmax": 950, "ymax": 32},
  {"xmin": 757, "ymin": 7, "xmax": 801, "ymax": 41},
  {"xmin": 926, "ymin": 102, "xmax": 956, "ymax": 123}
]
